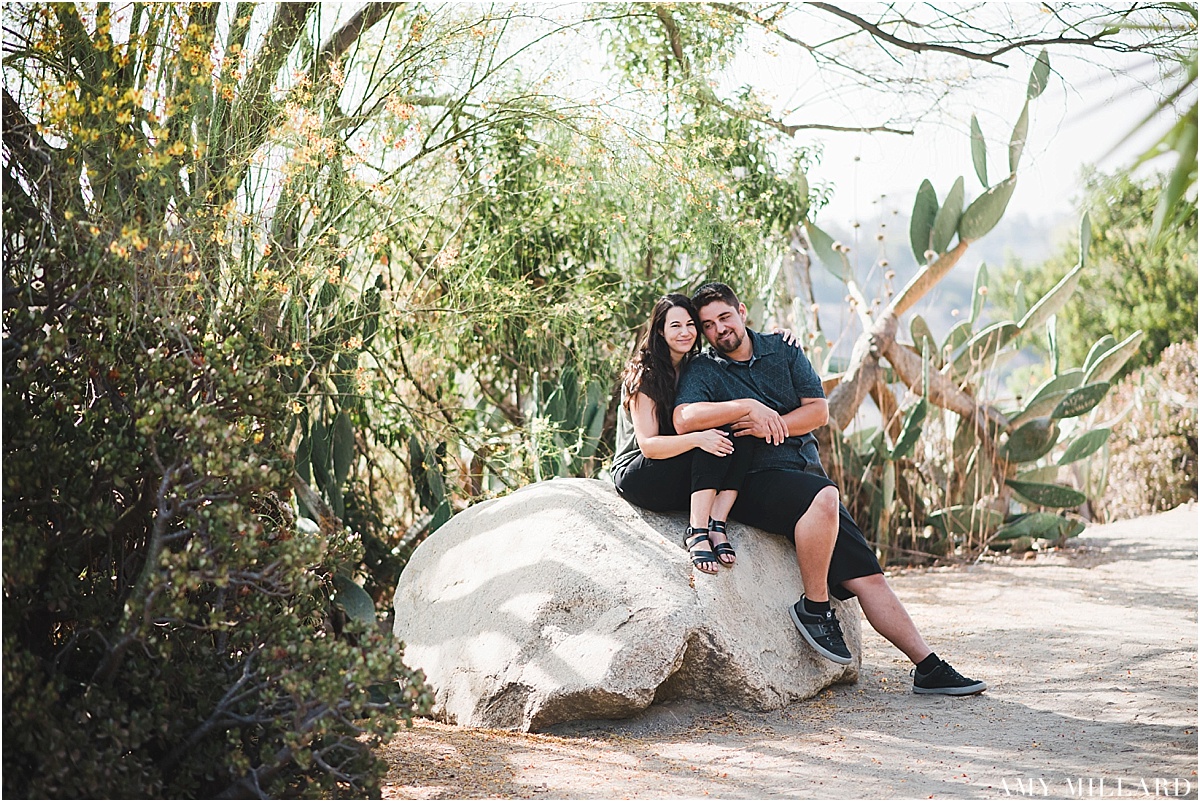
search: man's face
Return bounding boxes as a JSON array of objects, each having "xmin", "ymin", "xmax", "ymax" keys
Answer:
[{"xmin": 697, "ymin": 299, "xmax": 747, "ymax": 355}]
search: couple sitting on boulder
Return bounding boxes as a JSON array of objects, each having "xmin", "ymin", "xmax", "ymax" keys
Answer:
[{"xmin": 611, "ymin": 282, "xmax": 986, "ymax": 697}]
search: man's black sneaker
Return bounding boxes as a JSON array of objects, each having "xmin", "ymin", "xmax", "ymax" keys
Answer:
[
  {"xmin": 911, "ymin": 660, "xmax": 987, "ymax": 695},
  {"xmin": 789, "ymin": 596, "xmax": 852, "ymax": 665}
]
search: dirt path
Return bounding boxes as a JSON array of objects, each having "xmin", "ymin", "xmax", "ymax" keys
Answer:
[{"xmin": 380, "ymin": 504, "xmax": 1198, "ymax": 799}]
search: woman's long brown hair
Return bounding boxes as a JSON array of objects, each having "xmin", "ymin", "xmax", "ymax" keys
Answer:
[{"xmin": 619, "ymin": 294, "xmax": 701, "ymax": 435}]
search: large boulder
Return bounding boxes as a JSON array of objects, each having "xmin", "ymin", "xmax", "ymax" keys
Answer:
[{"xmin": 392, "ymin": 478, "xmax": 861, "ymax": 731}]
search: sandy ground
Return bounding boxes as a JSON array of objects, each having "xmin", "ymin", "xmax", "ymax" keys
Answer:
[{"xmin": 380, "ymin": 504, "xmax": 1198, "ymax": 800}]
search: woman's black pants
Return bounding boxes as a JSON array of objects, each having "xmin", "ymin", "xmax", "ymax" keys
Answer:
[{"xmin": 612, "ymin": 433, "xmax": 754, "ymax": 513}]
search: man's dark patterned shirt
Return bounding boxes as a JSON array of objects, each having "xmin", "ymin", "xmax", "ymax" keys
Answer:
[{"xmin": 675, "ymin": 329, "xmax": 825, "ymax": 474}]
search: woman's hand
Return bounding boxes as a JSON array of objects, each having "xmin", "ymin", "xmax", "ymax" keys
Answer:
[
  {"xmin": 773, "ymin": 327, "xmax": 803, "ymax": 348},
  {"xmin": 691, "ymin": 428, "xmax": 734, "ymax": 457}
]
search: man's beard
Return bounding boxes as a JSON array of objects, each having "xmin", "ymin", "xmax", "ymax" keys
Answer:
[{"xmin": 713, "ymin": 330, "xmax": 743, "ymax": 354}]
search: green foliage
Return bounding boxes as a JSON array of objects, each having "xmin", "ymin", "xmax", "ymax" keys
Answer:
[
  {"xmin": 530, "ymin": 364, "xmax": 609, "ymax": 481},
  {"xmin": 1027, "ymin": 49, "xmax": 1052, "ymax": 100},
  {"xmin": 597, "ymin": 2, "xmax": 746, "ymax": 85},
  {"xmin": 910, "ymin": 315, "xmax": 939, "ymax": 366},
  {"xmin": 831, "ymin": 209, "xmax": 1127, "ymax": 562},
  {"xmin": 950, "ymin": 321, "xmax": 1020, "ymax": 381},
  {"xmin": 927, "ymin": 506, "xmax": 1006, "ymax": 541},
  {"xmin": 1091, "ymin": 342, "xmax": 1198, "ymax": 521},
  {"xmin": 1058, "ymin": 428, "xmax": 1112, "ymax": 465},
  {"xmin": 3, "ymin": 4, "xmax": 435, "ymax": 796},
  {"xmin": 1114, "ymin": 7, "xmax": 1197, "ymax": 238},
  {"xmin": 993, "ymin": 512, "xmax": 1083, "ymax": 543},
  {"xmin": 3, "ymin": 3, "xmax": 826, "ymax": 650},
  {"xmin": 819, "ymin": 58, "xmax": 1127, "ymax": 563},
  {"xmin": 969, "ymin": 262, "xmax": 989, "ymax": 325},
  {"xmin": 1051, "ymin": 382, "xmax": 1110, "ymax": 419},
  {"xmin": 1005, "ymin": 479, "xmax": 1089, "ymax": 509},
  {"xmin": 1085, "ymin": 332, "xmax": 1146, "ymax": 385},
  {"xmin": 931, "ymin": 176, "xmax": 965, "ymax": 254},
  {"xmin": 958, "ymin": 173, "xmax": 1018, "ymax": 242},
  {"xmin": 1012, "ymin": 370, "xmax": 1085, "ymax": 425},
  {"xmin": 1001, "ymin": 169, "xmax": 1197, "ymax": 377},
  {"xmin": 890, "ymin": 399, "xmax": 928, "ymax": 461},
  {"xmin": 6, "ymin": 18, "xmax": 1191, "ymax": 786},
  {"xmin": 910, "ymin": 179, "xmax": 939, "ymax": 263},
  {"xmin": 1018, "ymin": 262, "xmax": 1084, "ymax": 332},
  {"xmin": 1, "ymin": 225, "xmax": 429, "ymax": 796},
  {"xmin": 806, "ymin": 219, "xmax": 849, "ymax": 280},
  {"xmin": 1000, "ymin": 418, "xmax": 1061, "ymax": 463},
  {"xmin": 1010, "ymin": 102, "xmax": 1031, "ymax": 173},
  {"xmin": 970, "ymin": 114, "xmax": 989, "ymax": 186}
]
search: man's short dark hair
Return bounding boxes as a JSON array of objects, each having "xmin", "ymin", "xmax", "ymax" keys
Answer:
[{"xmin": 692, "ymin": 281, "xmax": 740, "ymax": 311}]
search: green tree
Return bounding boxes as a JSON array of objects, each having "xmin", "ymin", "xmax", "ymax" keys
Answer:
[
  {"xmin": 1108, "ymin": 2, "xmax": 1197, "ymax": 239},
  {"xmin": 1001, "ymin": 168, "xmax": 1198, "ymax": 377},
  {"xmin": 3, "ymin": 4, "xmax": 432, "ymax": 795}
]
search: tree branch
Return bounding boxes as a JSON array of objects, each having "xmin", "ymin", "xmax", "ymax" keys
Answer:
[
  {"xmin": 93, "ymin": 463, "xmax": 182, "ymax": 685},
  {"xmin": 708, "ymin": 2, "xmax": 817, "ymax": 52},
  {"xmin": 3, "ymin": 87, "xmax": 86, "ymax": 222},
  {"xmin": 316, "ymin": 2, "xmax": 395, "ymax": 79},
  {"xmin": 228, "ymin": 3, "xmax": 315, "ymax": 173},
  {"xmin": 160, "ymin": 651, "xmax": 263, "ymax": 774},
  {"xmin": 826, "ymin": 315, "xmax": 892, "ymax": 430},
  {"xmin": 882, "ymin": 338, "xmax": 1008, "ymax": 444},
  {"xmin": 807, "ymin": 2, "xmax": 1120, "ymax": 65},
  {"xmin": 654, "ymin": 5, "xmax": 689, "ymax": 75},
  {"xmin": 664, "ymin": 4, "xmax": 913, "ymax": 136}
]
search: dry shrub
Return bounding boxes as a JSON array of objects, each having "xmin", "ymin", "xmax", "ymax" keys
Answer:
[{"xmin": 1093, "ymin": 342, "xmax": 1198, "ymax": 521}]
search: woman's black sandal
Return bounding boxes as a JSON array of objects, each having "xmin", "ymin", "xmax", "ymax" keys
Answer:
[
  {"xmin": 708, "ymin": 519, "xmax": 736, "ymax": 565},
  {"xmin": 683, "ymin": 526, "xmax": 719, "ymax": 575}
]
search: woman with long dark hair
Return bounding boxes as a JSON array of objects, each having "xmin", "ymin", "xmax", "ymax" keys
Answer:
[{"xmin": 610, "ymin": 294, "xmax": 758, "ymax": 574}]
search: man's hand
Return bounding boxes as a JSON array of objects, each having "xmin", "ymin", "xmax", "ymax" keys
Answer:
[{"xmin": 731, "ymin": 400, "xmax": 788, "ymax": 445}]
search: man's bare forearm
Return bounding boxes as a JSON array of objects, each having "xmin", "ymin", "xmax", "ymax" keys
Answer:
[
  {"xmin": 673, "ymin": 400, "xmax": 753, "ymax": 434},
  {"xmin": 782, "ymin": 398, "xmax": 829, "ymax": 437}
]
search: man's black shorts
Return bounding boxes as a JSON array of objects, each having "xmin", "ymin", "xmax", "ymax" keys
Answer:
[{"xmin": 730, "ymin": 469, "xmax": 884, "ymax": 600}]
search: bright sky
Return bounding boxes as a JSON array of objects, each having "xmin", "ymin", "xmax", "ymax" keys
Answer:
[
  {"xmin": 719, "ymin": 12, "xmax": 1173, "ymax": 237},
  {"xmin": 815, "ymin": 58, "xmax": 1164, "ymax": 231}
]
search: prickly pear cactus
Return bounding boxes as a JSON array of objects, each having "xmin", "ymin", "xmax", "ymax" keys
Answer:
[{"xmin": 803, "ymin": 51, "xmax": 1141, "ymax": 560}]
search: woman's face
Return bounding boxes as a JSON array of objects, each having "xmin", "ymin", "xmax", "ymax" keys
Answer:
[{"xmin": 660, "ymin": 305, "xmax": 697, "ymax": 361}]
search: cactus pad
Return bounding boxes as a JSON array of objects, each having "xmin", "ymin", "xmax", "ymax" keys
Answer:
[
  {"xmin": 1058, "ymin": 428, "xmax": 1112, "ymax": 465},
  {"xmin": 1005, "ymin": 479, "xmax": 1087, "ymax": 508},
  {"xmin": 999, "ymin": 416, "xmax": 1060, "ymax": 463},
  {"xmin": 910, "ymin": 179, "xmax": 939, "ymax": 263},
  {"xmin": 1084, "ymin": 330, "xmax": 1145, "ymax": 384},
  {"xmin": 927, "ymin": 505, "xmax": 1005, "ymax": 538},
  {"xmin": 959, "ymin": 174, "xmax": 1017, "ymax": 242},
  {"xmin": 1018, "ymin": 261, "xmax": 1083, "ymax": 333},
  {"xmin": 931, "ymin": 176, "xmax": 965, "ymax": 254},
  {"xmin": 1051, "ymin": 381, "xmax": 1110, "ymax": 419}
]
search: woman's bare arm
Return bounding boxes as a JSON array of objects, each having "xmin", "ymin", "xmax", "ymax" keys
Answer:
[{"xmin": 631, "ymin": 393, "xmax": 735, "ymax": 459}]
